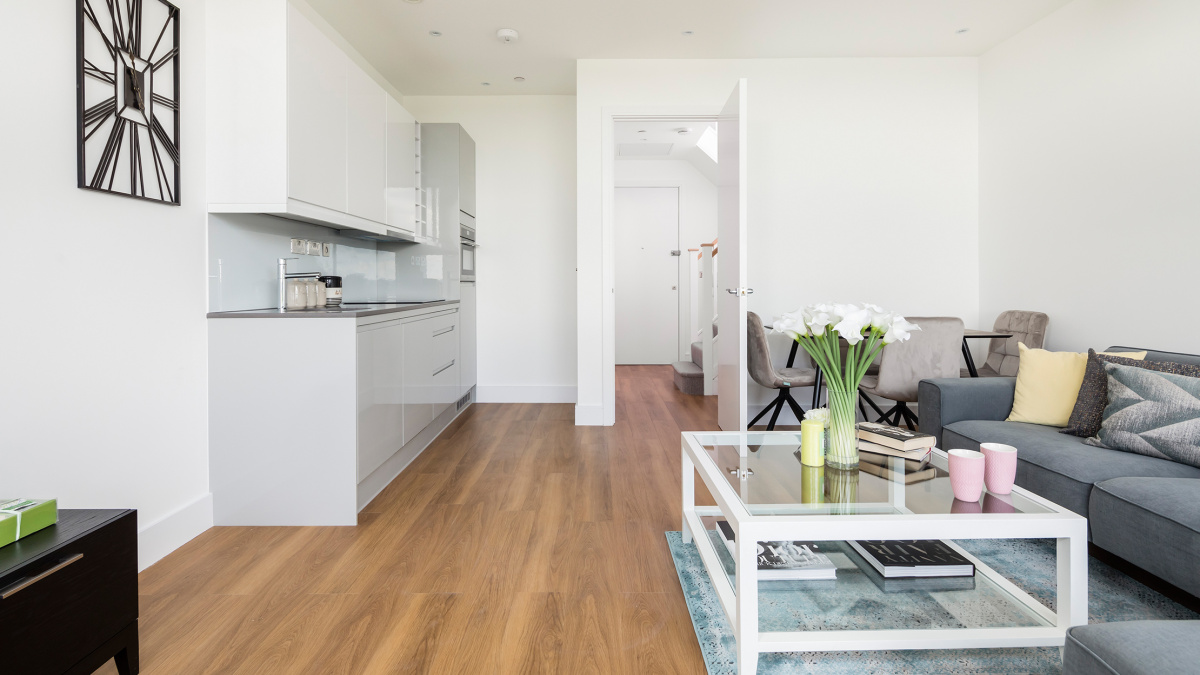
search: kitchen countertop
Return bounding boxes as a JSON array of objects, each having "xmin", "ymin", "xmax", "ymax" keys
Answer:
[{"xmin": 207, "ymin": 300, "xmax": 458, "ymax": 319}]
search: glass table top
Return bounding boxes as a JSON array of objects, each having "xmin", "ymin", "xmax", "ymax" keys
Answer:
[{"xmin": 690, "ymin": 432, "xmax": 1053, "ymax": 517}]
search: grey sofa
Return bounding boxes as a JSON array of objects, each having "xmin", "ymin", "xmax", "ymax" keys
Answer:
[
  {"xmin": 918, "ymin": 347, "xmax": 1200, "ymax": 600},
  {"xmin": 1064, "ymin": 621, "xmax": 1200, "ymax": 675}
]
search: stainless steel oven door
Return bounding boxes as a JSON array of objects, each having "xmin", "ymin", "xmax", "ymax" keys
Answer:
[{"xmin": 460, "ymin": 240, "xmax": 477, "ymax": 282}]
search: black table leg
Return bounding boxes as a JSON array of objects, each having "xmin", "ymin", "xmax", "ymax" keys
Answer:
[{"xmin": 962, "ymin": 338, "xmax": 979, "ymax": 378}]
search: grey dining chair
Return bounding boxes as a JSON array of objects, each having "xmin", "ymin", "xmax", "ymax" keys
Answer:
[
  {"xmin": 858, "ymin": 317, "xmax": 964, "ymax": 430},
  {"xmin": 963, "ymin": 310, "xmax": 1050, "ymax": 377},
  {"xmin": 747, "ymin": 312, "xmax": 819, "ymax": 430}
]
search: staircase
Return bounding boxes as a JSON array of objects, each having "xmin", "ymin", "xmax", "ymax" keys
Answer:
[{"xmin": 672, "ymin": 321, "xmax": 717, "ymax": 396}]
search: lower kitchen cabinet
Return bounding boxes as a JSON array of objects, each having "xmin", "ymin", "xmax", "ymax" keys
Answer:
[{"xmin": 209, "ymin": 304, "xmax": 469, "ymax": 526}]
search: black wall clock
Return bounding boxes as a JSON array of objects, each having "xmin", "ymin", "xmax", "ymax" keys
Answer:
[{"xmin": 77, "ymin": 0, "xmax": 180, "ymax": 205}]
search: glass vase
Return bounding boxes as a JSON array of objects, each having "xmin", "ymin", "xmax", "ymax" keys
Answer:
[{"xmin": 825, "ymin": 388, "xmax": 860, "ymax": 470}]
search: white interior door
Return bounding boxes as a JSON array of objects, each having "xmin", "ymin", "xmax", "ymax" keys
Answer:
[
  {"xmin": 717, "ymin": 80, "xmax": 749, "ymax": 431},
  {"xmin": 615, "ymin": 187, "xmax": 680, "ymax": 365}
]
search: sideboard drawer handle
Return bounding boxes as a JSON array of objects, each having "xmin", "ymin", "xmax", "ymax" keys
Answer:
[
  {"xmin": 432, "ymin": 325, "xmax": 455, "ymax": 337},
  {"xmin": 0, "ymin": 553, "xmax": 84, "ymax": 600},
  {"xmin": 432, "ymin": 359, "xmax": 455, "ymax": 377}
]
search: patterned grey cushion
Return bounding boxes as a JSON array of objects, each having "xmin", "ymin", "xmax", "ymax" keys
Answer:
[
  {"xmin": 1062, "ymin": 350, "xmax": 1200, "ymax": 438},
  {"xmin": 1085, "ymin": 363, "xmax": 1200, "ymax": 468}
]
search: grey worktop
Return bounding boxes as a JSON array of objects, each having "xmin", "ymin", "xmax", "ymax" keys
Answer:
[{"xmin": 207, "ymin": 300, "xmax": 458, "ymax": 319}]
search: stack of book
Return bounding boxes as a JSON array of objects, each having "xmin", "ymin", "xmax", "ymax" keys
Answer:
[
  {"xmin": 716, "ymin": 521, "xmax": 837, "ymax": 580},
  {"xmin": 856, "ymin": 423, "xmax": 937, "ymax": 484}
]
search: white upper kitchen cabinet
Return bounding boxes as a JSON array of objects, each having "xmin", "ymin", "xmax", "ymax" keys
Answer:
[
  {"xmin": 207, "ymin": 0, "xmax": 418, "ymax": 239},
  {"xmin": 346, "ymin": 67, "xmax": 387, "ymax": 224},
  {"xmin": 385, "ymin": 96, "xmax": 418, "ymax": 234}
]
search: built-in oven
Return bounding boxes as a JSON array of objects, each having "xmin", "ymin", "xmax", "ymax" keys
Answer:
[{"xmin": 460, "ymin": 211, "xmax": 476, "ymax": 282}]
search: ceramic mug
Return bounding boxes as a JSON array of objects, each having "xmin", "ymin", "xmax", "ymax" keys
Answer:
[
  {"xmin": 948, "ymin": 449, "xmax": 986, "ymax": 502},
  {"xmin": 980, "ymin": 443, "xmax": 1019, "ymax": 495}
]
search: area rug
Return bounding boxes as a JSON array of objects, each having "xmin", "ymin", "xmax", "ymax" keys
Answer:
[{"xmin": 665, "ymin": 531, "xmax": 1198, "ymax": 674}]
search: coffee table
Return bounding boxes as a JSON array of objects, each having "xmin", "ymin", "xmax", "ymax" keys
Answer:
[{"xmin": 680, "ymin": 431, "xmax": 1088, "ymax": 675}]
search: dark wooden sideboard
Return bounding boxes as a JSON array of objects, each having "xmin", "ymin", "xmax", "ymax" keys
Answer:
[{"xmin": 0, "ymin": 509, "xmax": 138, "ymax": 675}]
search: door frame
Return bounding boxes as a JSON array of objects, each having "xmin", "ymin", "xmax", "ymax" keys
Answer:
[
  {"xmin": 613, "ymin": 183, "xmax": 689, "ymax": 363},
  {"xmin": 599, "ymin": 107, "xmax": 720, "ymax": 425}
]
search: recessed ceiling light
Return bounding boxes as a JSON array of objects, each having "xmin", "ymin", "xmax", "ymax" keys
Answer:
[
  {"xmin": 638, "ymin": 130, "xmax": 647, "ymax": 134},
  {"xmin": 956, "ymin": 28, "xmax": 970, "ymax": 34},
  {"xmin": 682, "ymin": 30, "xmax": 695, "ymax": 36},
  {"xmin": 428, "ymin": 30, "xmax": 442, "ymax": 37},
  {"xmin": 676, "ymin": 127, "xmax": 692, "ymax": 135},
  {"xmin": 513, "ymin": 76, "xmax": 526, "ymax": 82},
  {"xmin": 481, "ymin": 82, "xmax": 491, "ymax": 86},
  {"xmin": 403, "ymin": 0, "xmax": 422, "ymax": 4}
]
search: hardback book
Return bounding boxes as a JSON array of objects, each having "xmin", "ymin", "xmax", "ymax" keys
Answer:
[
  {"xmin": 858, "ymin": 448, "xmax": 931, "ymax": 472},
  {"xmin": 856, "ymin": 423, "xmax": 936, "ymax": 451},
  {"xmin": 716, "ymin": 521, "xmax": 837, "ymax": 580},
  {"xmin": 857, "ymin": 558, "xmax": 977, "ymax": 593},
  {"xmin": 849, "ymin": 540, "xmax": 975, "ymax": 578},
  {"xmin": 857, "ymin": 439, "xmax": 932, "ymax": 461},
  {"xmin": 858, "ymin": 461, "xmax": 937, "ymax": 485},
  {"xmin": 0, "ymin": 498, "xmax": 58, "ymax": 543}
]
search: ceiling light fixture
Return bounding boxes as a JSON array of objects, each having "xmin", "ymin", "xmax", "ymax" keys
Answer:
[
  {"xmin": 956, "ymin": 28, "xmax": 970, "ymax": 34},
  {"xmin": 481, "ymin": 82, "xmax": 491, "ymax": 86},
  {"xmin": 676, "ymin": 127, "xmax": 692, "ymax": 135},
  {"xmin": 428, "ymin": 30, "xmax": 442, "ymax": 37},
  {"xmin": 682, "ymin": 30, "xmax": 695, "ymax": 36},
  {"xmin": 497, "ymin": 28, "xmax": 519, "ymax": 44},
  {"xmin": 403, "ymin": 0, "xmax": 422, "ymax": 4},
  {"xmin": 513, "ymin": 76, "xmax": 526, "ymax": 82},
  {"xmin": 638, "ymin": 130, "xmax": 647, "ymax": 134}
]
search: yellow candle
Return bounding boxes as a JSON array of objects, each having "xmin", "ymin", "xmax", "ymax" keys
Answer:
[
  {"xmin": 801, "ymin": 465, "xmax": 824, "ymax": 504},
  {"xmin": 800, "ymin": 419, "xmax": 825, "ymax": 466}
]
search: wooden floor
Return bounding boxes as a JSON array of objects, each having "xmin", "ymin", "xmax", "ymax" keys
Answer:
[{"xmin": 104, "ymin": 365, "xmax": 720, "ymax": 674}]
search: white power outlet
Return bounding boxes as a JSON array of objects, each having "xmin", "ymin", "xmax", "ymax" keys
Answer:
[
  {"xmin": 306, "ymin": 240, "xmax": 322, "ymax": 256},
  {"xmin": 290, "ymin": 238, "xmax": 306, "ymax": 254},
  {"xmin": 322, "ymin": 242, "xmax": 332, "ymax": 257}
]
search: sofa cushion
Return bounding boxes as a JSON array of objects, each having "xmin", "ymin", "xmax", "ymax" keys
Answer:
[
  {"xmin": 1007, "ymin": 344, "xmax": 1088, "ymax": 427},
  {"xmin": 1084, "ymin": 364, "xmax": 1200, "ymax": 469},
  {"xmin": 1064, "ymin": 621, "xmax": 1200, "ymax": 675},
  {"xmin": 1063, "ymin": 349, "xmax": 1185, "ymax": 438},
  {"xmin": 1090, "ymin": 477, "xmax": 1200, "ymax": 599},
  {"xmin": 943, "ymin": 420, "xmax": 1200, "ymax": 517}
]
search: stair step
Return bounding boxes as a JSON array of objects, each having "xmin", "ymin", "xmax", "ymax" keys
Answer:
[
  {"xmin": 691, "ymin": 341, "xmax": 703, "ymax": 368},
  {"xmin": 671, "ymin": 361, "xmax": 704, "ymax": 396}
]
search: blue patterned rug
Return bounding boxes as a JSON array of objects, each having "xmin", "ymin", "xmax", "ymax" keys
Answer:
[{"xmin": 666, "ymin": 531, "xmax": 1198, "ymax": 674}]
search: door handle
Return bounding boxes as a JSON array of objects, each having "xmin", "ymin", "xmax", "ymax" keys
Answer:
[
  {"xmin": 0, "ymin": 554, "xmax": 84, "ymax": 600},
  {"xmin": 432, "ymin": 359, "xmax": 455, "ymax": 377},
  {"xmin": 726, "ymin": 288, "xmax": 754, "ymax": 296}
]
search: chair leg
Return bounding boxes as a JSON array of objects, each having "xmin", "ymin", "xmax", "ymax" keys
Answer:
[
  {"xmin": 749, "ymin": 394, "xmax": 780, "ymax": 429},
  {"xmin": 898, "ymin": 403, "xmax": 919, "ymax": 430},
  {"xmin": 861, "ymin": 393, "xmax": 889, "ymax": 422},
  {"xmin": 766, "ymin": 397, "xmax": 785, "ymax": 431},
  {"xmin": 783, "ymin": 389, "xmax": 806, "ymax": 423},
  {"xmin": 811, "ymin": 370, "xmax": 824, "ymax": 409}
]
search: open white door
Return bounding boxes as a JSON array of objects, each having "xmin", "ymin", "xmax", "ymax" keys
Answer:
[{"xmin": 717, "ymin": 80, "xmax": 749, "ymax": 432}]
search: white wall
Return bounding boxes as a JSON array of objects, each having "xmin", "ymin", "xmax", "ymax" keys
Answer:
[
  {"xmin": 979, "ymin": 0, "xmax": 1200, "ymax": 353},
  {"xmin": 0, "ymin": 1, "xmax": 212, "ymax": 569},
  {"xmin": 578, "ymin": 59, "xmax": 980, "ymax": 424},
  {"xmin": 616, "ymin": 159, "xmax": 719, "ymax": 361},
  {"xmin": 402, "ymin": 95, "xmax": 578, "ymax": 403}
]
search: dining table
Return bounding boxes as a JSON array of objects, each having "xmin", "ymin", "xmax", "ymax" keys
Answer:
[{"xmin": 962, "ymin": 329, "xmax": 1014, "ymax": 377}]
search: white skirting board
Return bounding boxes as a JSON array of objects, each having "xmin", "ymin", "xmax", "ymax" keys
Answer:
[
  {"xmin": 575, "ymin": 403, "xmax": 607, "ymax": 426},
  {"xmin": 356, "ymin": 391, "xmax": 473, "ymax": 511},
  {"xmin": 477, "ymin": 385, "xmax": 577, "ymax": 403},
  {"xmin": 137, "ymin": 492, "xmax": 214, "ymax": 572}
]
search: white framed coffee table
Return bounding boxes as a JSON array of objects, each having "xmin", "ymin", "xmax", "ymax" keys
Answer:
[{"xmin": 681, "ymin": 431, "xmax": 1089, "ymax": 675}]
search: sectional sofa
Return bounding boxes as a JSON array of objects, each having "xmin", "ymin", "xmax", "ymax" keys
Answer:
[{"xmin": 918, "ymin": 347, "xmax": 1200, "ymax": 600}]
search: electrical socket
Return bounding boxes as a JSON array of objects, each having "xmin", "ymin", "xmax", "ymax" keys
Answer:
[
  {"xmin": 322, "ymin": 242, "xmax": 332, "ymax": 257},
  {"xmin": 306, "ymin": 240, "xmax": 322, "ymax": 256},
  {"xmin": 290, "ymin": 238, "xmax": 306, "ymax": 254}
]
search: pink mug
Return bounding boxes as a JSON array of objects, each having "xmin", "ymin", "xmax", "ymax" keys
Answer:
[
  {"xmin": 948, "ymin": 449, "xmax": 986, "ymax": 502},
  {"xmin": 981, "ymin": 443, "xmax": 1019, "ymax": 495}
]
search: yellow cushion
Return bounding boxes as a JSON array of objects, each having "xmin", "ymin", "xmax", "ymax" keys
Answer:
[
  {"xmin": 1098, "ymin": 350, "xmax": 1147, "ymax": 360},
  {"xmin": 1007, "ymin": 343, "xmax": 1088, "ymax": 427}
]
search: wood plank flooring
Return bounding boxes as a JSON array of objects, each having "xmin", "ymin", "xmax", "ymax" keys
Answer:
[{"xmin": 102, "ymin": 365, "xmax": 719, "ymax": 674}]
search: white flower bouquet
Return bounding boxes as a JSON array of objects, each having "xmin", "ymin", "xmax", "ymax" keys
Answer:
[{"xmin": 774, "ymin": 304, "xmax": 919, "ymax": 468}]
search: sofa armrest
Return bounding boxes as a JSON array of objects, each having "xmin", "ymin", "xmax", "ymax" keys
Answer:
[{"xmin": 918, "ymin": 377, "xmax": 1016, "ymax": 447}]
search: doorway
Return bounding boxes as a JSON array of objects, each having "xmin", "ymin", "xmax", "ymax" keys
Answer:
[{"xmin": 615, "ymin": 187, "xmax": 680, "ymax": 365}]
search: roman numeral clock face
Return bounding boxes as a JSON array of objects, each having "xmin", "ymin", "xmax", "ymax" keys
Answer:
[{"xmin": 78, "ymin": 0, "xmax": 180, "ymax": 204}]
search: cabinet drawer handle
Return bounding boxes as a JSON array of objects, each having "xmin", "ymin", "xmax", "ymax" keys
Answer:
[
  {"xmin": 1, "ymin": 554, "xmax": 84, "ymax": 600},
  {"xmin": 432, "ymin": 359, "xmax": 455, "ymax": 377},
  {"xmin": 432, "ymin": 325, "xmax": 455, "ymax": 337}
]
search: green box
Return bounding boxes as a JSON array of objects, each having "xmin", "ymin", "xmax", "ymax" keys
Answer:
[
  {"xmin": 0, "ymin": 498, "xmax": 58, "ymax": 543},
  {"xmin": 0, "ymin": 512, "xmax": 15, "ymax": 548}
]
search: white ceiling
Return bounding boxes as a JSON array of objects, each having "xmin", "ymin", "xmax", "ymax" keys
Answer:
[
  {"xmin": 304, "ymin": 0, "xmax": 1073, "ymax": 96},
  {"xmin": 615, "ymin": 120, "xmax": 720, "ymax": 183}
]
